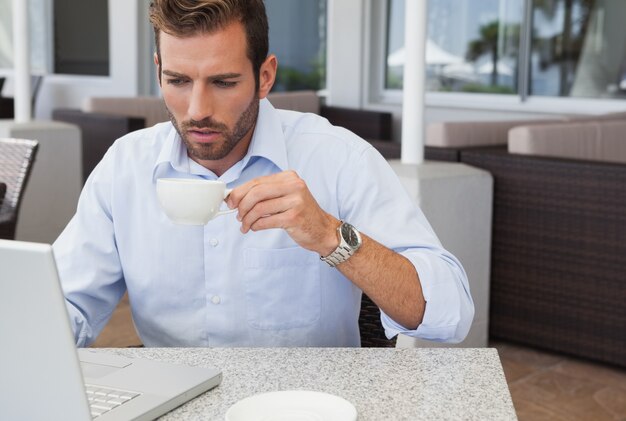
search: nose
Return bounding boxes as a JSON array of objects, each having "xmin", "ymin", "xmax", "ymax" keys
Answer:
[{"xmin": 187, "ymin": 83, "xmax": 213, "ymax": 122}]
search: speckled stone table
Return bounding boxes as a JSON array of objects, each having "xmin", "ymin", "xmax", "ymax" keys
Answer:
[{"xmin": 109, "ymin": 347, "xmax": 517, "ymax": 420}]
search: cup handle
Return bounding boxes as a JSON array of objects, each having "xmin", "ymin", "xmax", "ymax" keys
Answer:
[
  {"xmin": 216, "ymin": 208, "xmax": 237, "ymax": 216},
  {"xmin": 217, "ymin": 188, "xmax": 237, "ymax": 216}
]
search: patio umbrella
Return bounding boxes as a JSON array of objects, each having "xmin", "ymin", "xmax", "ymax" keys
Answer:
[
  {"xmin": 388, "ymin": 40, "xmax": 464, "ymax": 67},
  {"xmin": 477, "ymin": 60, "xmax": 514, "ymax": 76}
]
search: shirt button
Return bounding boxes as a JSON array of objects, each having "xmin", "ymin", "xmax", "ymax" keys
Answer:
[
  {"xmin": 209, "ymin": 238, "xmax": 219, "ymax": 247},
  {"xmin": 211, "ymin": 295, "xmax": 221, "ymax": 305}
]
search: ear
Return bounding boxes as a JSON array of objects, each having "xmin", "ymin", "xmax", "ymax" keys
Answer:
[
  {"xmin": 258, "ymin": 54, "xmax": 277, "ymax": 99},
  {"xmin": 154, "ymin": 52, "xmax": 162, "ymax": 87}
]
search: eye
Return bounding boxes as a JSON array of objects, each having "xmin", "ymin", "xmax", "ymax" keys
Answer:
[
  {"xmin": 214, "ymin": 80, "xmax": 237, "ymax": 88},
  {"xmin": 166, "ymin": 78, "xmax": 188, "ymax": 86}
]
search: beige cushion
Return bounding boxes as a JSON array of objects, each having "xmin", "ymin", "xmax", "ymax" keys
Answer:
[
  {"xmin": 508, "ymin": 120, "xmax": 626, "ymax": 163},
  {"xmin": 426, "ymin": 118, "xmax": 566, "ymax": 148},
  {"xmin": 266, "ymin": 90, "xmax": 320, "ymax": 114},
  {"xmin": 566, "ymin": 110, "xmax": 626, "ymax": 123},
  {"xmin": 83, "ymin": 96, "xmax": 170, "ymax": 128}
]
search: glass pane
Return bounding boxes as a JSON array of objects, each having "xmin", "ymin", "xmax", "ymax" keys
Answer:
[
  {"xmin": 266, "ymin": 0, "xmax": 327, "ymax": 92},
  {"xmin": 0, "ymin": 0, "xmax": 50, "ymax": 74},
  {"xmin": 386, "ymin": 0, "xmax": 406, "ymax": 89},
  {"xmin": 386, "ymin": 0, "xmax": 524, "ymax": 94},
  {"xmin": 0, "ymin": 0, "xmax": 12, "ymax": 69},
  {"xmin": 530, "ymin": 0, "xmax": 626, "ymax": 99},
  {"xmin": 54, "ymin": 0, "xmax": 109, "ymax": 75}
]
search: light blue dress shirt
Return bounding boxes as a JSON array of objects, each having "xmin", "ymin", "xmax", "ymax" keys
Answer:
[{"xmin": 53, "ymin": 99, "xmax": 474, "ymax": 347}]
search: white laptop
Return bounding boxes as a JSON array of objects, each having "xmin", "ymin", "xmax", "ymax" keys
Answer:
[{"xmin": 0, "ymin": 239, "xmax": 222, "ymax": 420}]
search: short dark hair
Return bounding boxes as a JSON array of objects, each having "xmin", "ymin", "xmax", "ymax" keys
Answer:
[{"xmin": 149, "ymin": 0, "xmax": 269, "ymax": 88}]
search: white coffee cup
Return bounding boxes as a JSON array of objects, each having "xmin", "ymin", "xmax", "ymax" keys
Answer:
[{"xmin": 156, "ymin": 178, "xmax": 235, "ymax": 225}]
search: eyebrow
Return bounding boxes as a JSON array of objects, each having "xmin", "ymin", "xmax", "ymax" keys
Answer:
[{"xmin": 162, "ymin": 70, "xmax": 242, "ymax": 80}]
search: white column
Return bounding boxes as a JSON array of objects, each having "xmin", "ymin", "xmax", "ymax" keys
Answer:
[
  {"xmin": 12, "ymin": 0, "xmax": 31, "ymax": 122},
  {"xmin": 400, "ymin": 0, "xmax": 427, "ymax": 164},
  {"xmin": 325, "ymin": 0, "xmax": 363, "ymax": 108}
]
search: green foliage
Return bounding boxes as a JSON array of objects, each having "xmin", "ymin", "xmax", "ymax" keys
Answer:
[
  {"xmin": 275, "ymin": 67, "xmax": 321, "ymax": 91},
  {"xmin": 386, "ymin": 71, "xmax": 403, "ymax": 90},
  {"xmin": 467, "ymin": 20, "xmax": 500, "ymax": 61},
  {"xmin": 274, "ymin": 56, "xmax": 326, "ymax": 92},
  {"xmin": 461, "ymin": 83, "xmax": 515, "ymax": 94}
]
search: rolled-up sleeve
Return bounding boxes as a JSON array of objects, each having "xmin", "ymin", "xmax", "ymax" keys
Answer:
[
  {"xmin": 381, "ymin": 249, "xmax": 474, "ymax": 343},
  {"xmin": 336, "ymin": 142, "xmax": 475, "ymax": 344}
]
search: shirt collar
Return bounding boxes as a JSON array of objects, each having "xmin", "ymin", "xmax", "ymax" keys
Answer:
[{"xmin": 152, "ymin": 98, "xmax": 288, "ymax": 182}]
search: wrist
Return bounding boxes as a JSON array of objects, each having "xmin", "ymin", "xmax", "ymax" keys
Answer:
[
  {"xmin": 319, "ymin": 221, "xmax": 363, "ymax": 267},
  {"xmin": 319, "ymin": 216, "xmax": 341, "ymax": 257}
]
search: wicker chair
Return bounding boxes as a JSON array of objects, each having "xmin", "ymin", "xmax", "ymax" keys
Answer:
[
  {"xmin": 359, "ymin": 293, "xmax": 396, "ymax": 347},
  {"xmin": 0, "ymin": 138, "xmax": 39, "ymax": 240},
  {"xmin": 460, "ymin": 148, "xmax": 626, "ymax": 367},
  {"xmin": 0, "ymin": 182, "xmax": 6, "ymax": 208}
]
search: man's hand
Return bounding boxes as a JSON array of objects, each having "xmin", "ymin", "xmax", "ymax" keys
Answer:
[
  {"xmin": 226, "ymin": 171, "xmax": 340, "ymax": 256},
  {"xmin": 227, "ymin": 171, "xmax": 426, "ymax": 330}
]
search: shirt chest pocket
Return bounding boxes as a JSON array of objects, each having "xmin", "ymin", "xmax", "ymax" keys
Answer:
[{"xmin": 243, "ymin": 247, "xmax": 321, "ymax": 330}]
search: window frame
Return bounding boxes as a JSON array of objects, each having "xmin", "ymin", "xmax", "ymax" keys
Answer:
[{"xmin": 366, "ymin": 0, "xmax": 626, "ymax": 115}]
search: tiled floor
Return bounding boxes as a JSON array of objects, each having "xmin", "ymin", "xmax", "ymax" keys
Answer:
[
  {"xmin": 91, "ymin": 293, "xmax": 142, "ymax": 348},
  {"xmin": 93, "ymin": 296, "xmax": 626, "ymax": 420},
  {"xmin": 493, "ymin": 341, "xmax": 626, "ymax": 421}
]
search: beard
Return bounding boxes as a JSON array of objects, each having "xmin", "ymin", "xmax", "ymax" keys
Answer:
[{"xmin": 167, "ymin": 93, "xmax": 259, "ymax": 162}]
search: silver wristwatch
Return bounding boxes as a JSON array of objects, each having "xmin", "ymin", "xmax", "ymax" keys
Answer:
[{"xmin": 320, "ymin": 221, "xmax": 362, "ymax": 267}]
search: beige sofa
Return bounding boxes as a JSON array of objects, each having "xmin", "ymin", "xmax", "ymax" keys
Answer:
[
  {"xmin": 423, "ymin": 112, "xmax": 626, "ymax": 367},
  {"xmin": 425, "ymin": 111, "xmax": 626, "ymax": 164},
  {"xmin": 508, "ymin": 119, "xmax": 626, "ymax": 163}
]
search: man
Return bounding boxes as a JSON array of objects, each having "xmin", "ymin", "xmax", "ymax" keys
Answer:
[{"xmin": 54, "ymin": 0, "xmax": 473, "ymax": 347}]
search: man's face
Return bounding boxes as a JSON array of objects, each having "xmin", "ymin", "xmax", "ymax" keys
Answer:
[{"xmin": 157, "ymin": 22, "xmax": 273, "ymax": 173}]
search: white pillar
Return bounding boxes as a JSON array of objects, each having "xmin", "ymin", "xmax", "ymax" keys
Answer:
[
  {"xmin": 400, "ymin": 0, "xmax": 427, "ymax": 164},
  {"xmin": 12, "ymin": 0, "xmax": 31, "ymax": 122},
  {"xmin": 326, "ymin": 0, "xmax": 363, "ymax": 108}
]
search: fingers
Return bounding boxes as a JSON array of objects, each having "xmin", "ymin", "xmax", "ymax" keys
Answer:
[
  {"xmin": 238, "ymin": 196, "xmax": 294, "ymax": 233},
  {"xmin": 227, "ymin": 172, "xmax": 307, "ymax": 230},
  {"xmin": 226, "ymin": 171, "xmax": 300, "ymax": 209},
  {"xmin": 226, "ymin": 171, "xmax": 333, "ymax": 253},
  {"xmin": 239, "ymin": 187, "xmax": 308, "ymax": 233},
  {"xmin": 246, "ymin": 208, "xmax": 295, "ymax": 233}
]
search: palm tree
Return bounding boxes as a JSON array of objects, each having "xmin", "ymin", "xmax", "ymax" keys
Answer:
[
  {"xmin": 534, "ymin": 0, "xmax": 595, "ymax": 95},
  {"xmin": 467, "ymin": 20, "xmax": 501, "ymax": 86}
]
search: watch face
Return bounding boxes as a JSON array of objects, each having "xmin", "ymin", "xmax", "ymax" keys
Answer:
[{"xmin": 341, "ymin": 223, "xmax": 361, "ymax": 248}]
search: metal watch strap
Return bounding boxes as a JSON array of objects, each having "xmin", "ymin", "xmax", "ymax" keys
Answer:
[{"xmin": 320, "ymin": 221, "xmax": 361, "ymax": 267}]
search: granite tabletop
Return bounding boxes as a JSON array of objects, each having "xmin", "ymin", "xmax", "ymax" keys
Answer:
[{"xmin": 109, "ymin": 347, "xmax": 517, "ymax": 421}]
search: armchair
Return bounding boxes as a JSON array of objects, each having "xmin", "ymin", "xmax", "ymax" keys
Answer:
[
  {"xmin": 0, "ymin": 182, "xmax": 6, "ymax": 208},
  {"xmin": 0, "ymin": 138, "xmax": 39, "ymax": 240},
  {"xmin": 424, "ymin": 115, "xmax": 626, "ymax": 367}
]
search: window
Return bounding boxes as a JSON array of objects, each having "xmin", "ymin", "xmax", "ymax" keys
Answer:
[
  {"xmin": 53, "ymin": 0, "xmax": 109, "ymax": 76},
  {"xmin": 266, "ymin": 0, "xmax": 327, "ymax": 92},
  {"xmin": 530, "ymin": 0, "xmax": 626, "ymax": 99},
  {"xmin": 384, "ymin": 0, "xmax": 626, "ymax": 101},
  {"xmin": 386, "ymin": 0, "xmax": 523, "ymax": 94},
  {"xmin": 0, "ymin": 0, "xmax": 50, "ymax": 74}
]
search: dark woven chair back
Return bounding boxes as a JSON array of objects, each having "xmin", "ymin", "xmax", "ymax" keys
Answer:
[
  {"xmin": 359, "ymin": 293, "xmax": 396, "ymax": 347},
  {"xmin": 0, "ymin": 138, "xmax": 39, "ymax": 240},
  {"xmin": 0, "ymin": 182, "xmax": 6, "ymax": 209}
]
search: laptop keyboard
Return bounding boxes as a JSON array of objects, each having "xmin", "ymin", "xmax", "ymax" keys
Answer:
[{"xmin": 85, "ymin": 383, "xmax": 141, "ymax": 418}]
